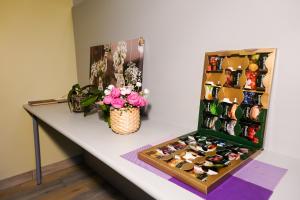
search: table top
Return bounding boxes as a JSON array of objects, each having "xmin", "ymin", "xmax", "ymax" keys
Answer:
[{"xmin": 24, "ymin": 103, "xmax": 300, "ymax": 200}]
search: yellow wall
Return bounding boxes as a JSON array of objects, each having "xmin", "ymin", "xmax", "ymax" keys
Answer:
[{"xmin": 0, "ymin": 0, "xmax": 82, "ymax": 180}]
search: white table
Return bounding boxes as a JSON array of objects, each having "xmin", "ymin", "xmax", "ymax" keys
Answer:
[{"xmin": 24, "ymin": 103, "xmax": 300, "ymax": 200}]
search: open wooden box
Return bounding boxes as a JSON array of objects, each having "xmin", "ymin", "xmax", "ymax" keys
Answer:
[{"xmin": 138, "ymin": 48, "xmax": 276, "ymax": 194}]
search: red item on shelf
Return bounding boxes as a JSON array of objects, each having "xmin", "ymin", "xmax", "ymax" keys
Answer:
[{"xmin": 245, "ymin": 71, "xmax": 258, "ymax": 90}]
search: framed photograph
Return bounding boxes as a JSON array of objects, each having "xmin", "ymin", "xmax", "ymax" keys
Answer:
[{"xmin": 90, "ymin": 37, "xmax": 144, "ymax": 90}]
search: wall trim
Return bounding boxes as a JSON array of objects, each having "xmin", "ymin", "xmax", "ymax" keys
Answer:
[{"xmin": 0, "ymin": 154, "xmax": 83, "ymax": 191}]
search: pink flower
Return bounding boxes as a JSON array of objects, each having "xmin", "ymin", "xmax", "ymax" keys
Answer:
[
  {"xmin": 110, "ymin": 87, "xmax": 121, "ymax": 98},
  {"xmin": 103, "ymin": 95, "xmax": 113, "ymax": 105},
  {"xmin": 127, "ymin": 92, "xmax": 140, "ymax": 106},
  {"xmin": 111, "ymin": 98, "xmax": 125, "ymax": 108},
  {"xmin": 136, "ymin": 96, "xmax": 147, "ymax": 107},
  {"xmin": 127, "ymin": 92, "xmax": 147, "ymax": 107}
]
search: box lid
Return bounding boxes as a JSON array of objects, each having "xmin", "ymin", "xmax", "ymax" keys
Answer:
[{"xmin": 197, "ymin": 48, "xmax": 276, "ymax": 149}]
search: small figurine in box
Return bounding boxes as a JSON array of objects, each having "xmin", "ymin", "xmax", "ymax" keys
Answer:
[{"xmin": 207, "ymin": 57, "xmax": 218, "ymax": 71}]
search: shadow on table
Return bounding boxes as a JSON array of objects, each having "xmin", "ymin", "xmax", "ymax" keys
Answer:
[{"xmin": 38, "ymin": 121, "xmax": 154, "ymax": 200}]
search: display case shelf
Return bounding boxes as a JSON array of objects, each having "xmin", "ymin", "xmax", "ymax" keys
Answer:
[
  {"xmin": 139, "ymin": 48, "xmax": 276, "ymax": 195},
  {"xmin": 206, "ymin": 70, "xmax": 223, "ymax": 73},
  {"xmin": 242, "ymin": 89, "xmax": 265, "ymax": 93}
]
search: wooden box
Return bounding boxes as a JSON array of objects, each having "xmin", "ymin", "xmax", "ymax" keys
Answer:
[{"xmin": 138, "ymin": 48, "xmax": 276, "ymax": 194}]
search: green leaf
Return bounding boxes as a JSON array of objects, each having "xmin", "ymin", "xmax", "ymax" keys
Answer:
[
  {"xmin": 99, "ymin": 104, "xmax": 108, "ymax": 111},
  {"xmin": 80, "ymin": 95, "xmax": 98, "ymax": 107},
  {"xmin": 107, "ymin": 116, "xmax": 111, "ymax": 128}
]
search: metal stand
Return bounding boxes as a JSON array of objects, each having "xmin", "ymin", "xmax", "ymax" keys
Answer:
[{"xmin": 32, "ymin": 116, "xmax": 42, "ymax": 184}]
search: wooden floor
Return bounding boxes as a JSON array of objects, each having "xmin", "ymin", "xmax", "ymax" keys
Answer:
[{"xmin": 0, "ymin": 165, "xmax": 127, "ymax": 200}]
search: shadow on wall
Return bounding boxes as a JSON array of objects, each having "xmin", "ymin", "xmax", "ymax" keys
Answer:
[{"xmin": 38, "ymin": 121, "xmax": 83, "ymax": 160}]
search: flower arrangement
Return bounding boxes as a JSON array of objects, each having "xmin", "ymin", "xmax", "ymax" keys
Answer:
[
  {"xmin": 97, "ymin": 84, "xmax": 149, "ymax": 133},
  {"xmin": 102, "ymin": 85, "xmax": 148, "ymax": 108}
]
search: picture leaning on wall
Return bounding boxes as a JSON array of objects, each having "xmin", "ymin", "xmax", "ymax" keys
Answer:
[{"xmin": 89, "ymin": 37, "xmax": 145, "ymax": 91}]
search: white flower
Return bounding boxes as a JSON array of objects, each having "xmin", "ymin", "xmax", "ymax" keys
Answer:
[
  {"xmin": 143, "ymin": 88, "xmax": 150, "ymax": 95},
  {"xmin": 120, "ymin": 87, "xmax": 127, "ymax": 95},
  {"xmin": 120, "ymin": 87, "xmax": 132, "ymax": 95},
  {"xmin": 107, "ymin": 85, "xmax": 114, "ymax": 90},
  {"xmin": 104, "ymin": 89, "xmax": 111, "ymax": 95},
  {"xmin": 128, "ymin": 85, "xmax": 134, "ymax": 90},
  {"xmin": 125, "ymin": 88, "xmax": 132, "ymax": 95},
  {"xmin": 136, "ymin": 82, "xmax": 142, "ymax": 87}
]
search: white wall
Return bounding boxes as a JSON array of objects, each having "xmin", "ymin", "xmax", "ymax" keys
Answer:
[{"xmin": 72, "ymin": 0, "xmax": 300, "ymax": 159}]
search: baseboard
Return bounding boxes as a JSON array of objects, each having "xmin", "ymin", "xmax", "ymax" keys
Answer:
[
  {"xmin": 0, "ymin": 171, "xmax": 33, "ymax": 191},
  {"xmin": 0, "ymin": 154, "xmax": 83, "ymax": 191}
]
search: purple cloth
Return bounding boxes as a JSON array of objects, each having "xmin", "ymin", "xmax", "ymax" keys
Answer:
[
  {"xmin": 121, "ymin": 144, "xmax": 287, "ymax": 200},
  {"xmin": 168, "ymin": 177, "xmax": 206, "ymax": 199},
  {"xmin": 169, "ymin": 176, "xmax": 272, "ymax": 200},
  {"xmin": 234, "ymin": 160, "xmax": 287, "ymax": 191}
]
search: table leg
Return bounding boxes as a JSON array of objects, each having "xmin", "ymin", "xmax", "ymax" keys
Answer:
[{"xmin": 32, "ymin": 116, "xmax": 42, "ymax": 185}]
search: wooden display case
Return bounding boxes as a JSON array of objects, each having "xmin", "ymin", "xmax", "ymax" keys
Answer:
[{"xmin": 138, "ymin": 48, "xmax": 276, "ymax": 194}]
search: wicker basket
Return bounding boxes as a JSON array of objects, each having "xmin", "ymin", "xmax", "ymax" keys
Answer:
[{"xmin": 110, "ymin": 107, "xmax": 140, "ymax": 135}]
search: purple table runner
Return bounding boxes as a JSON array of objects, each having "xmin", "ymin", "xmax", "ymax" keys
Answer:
[{"xmin": 121, "ymin": 145, "xmax": 287, "ymax": 200}]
